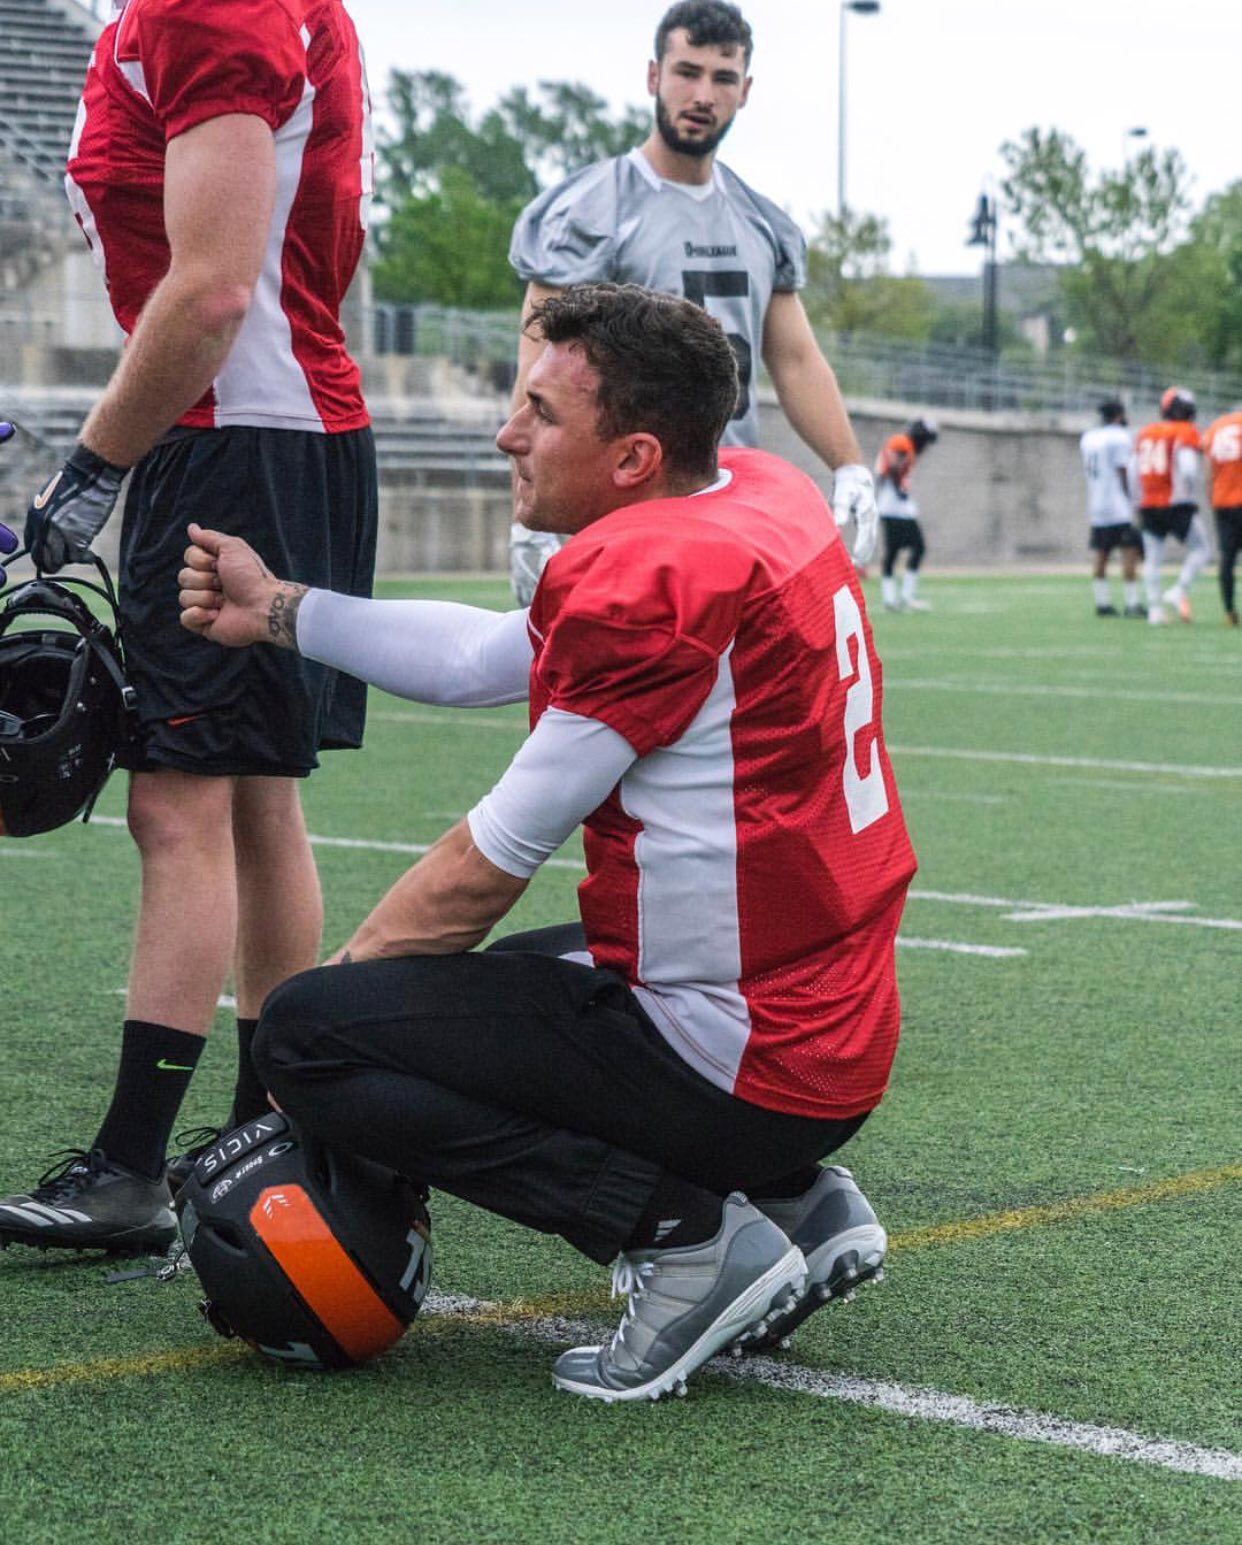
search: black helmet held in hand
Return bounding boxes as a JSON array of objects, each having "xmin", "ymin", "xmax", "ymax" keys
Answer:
[{"xmin": 0, "ymin": 563, "xmax": 136, "ymax": 837}]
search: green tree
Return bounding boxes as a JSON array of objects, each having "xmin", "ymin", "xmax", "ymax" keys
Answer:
[
  {"xmin": 494, "ymin": 82, "xmax": 648, "ymax": 186},
  {"xmin": 803, "ymin": 209, "xmax": 935, "ymax": 342},
  {"xmin": 1000, "ymin": 127, "xmax": 1194, "ymax": 360},
  {"xmin": 371, "ymin": 71, "xmax": 647, "ymax": 306},
  {"xmin": 1184, "ymin": 182, "xmax": 1242, "ymax": 371},
  {"xmin": 371, "ymin": 167, "xmax": 525, "ymax": 308}
]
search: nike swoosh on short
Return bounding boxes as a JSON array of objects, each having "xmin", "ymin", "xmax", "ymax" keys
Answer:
[
  {"xmin": 166, "ymin": 713, "xmax": 207, "ymax": 727},
  {"xmin": 156, "ymin": 1059, "xmax": 194, "ymax": 1072}
]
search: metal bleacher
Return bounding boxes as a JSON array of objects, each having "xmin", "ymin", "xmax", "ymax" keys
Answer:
[{"xmin": 0, "ymin": 0, "xmax": 97, "ymax": 187}]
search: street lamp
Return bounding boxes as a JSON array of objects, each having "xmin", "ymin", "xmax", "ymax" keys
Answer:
[
  {"xmin": 966, "ymin": 190, "xmax": 999, "ymax": 357},
  {"xmin": 838, "ymin": 1, "xmax": 880, "ymax": 219}
]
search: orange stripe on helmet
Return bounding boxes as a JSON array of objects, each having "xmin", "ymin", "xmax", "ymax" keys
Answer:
[{"xmin": 249, "ymin": 1184, "xmax": 406, "ymax": 1363}]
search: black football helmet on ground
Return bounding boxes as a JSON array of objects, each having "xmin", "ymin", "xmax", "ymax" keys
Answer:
[
  {"xmin": 175, "ymin": 1113, "xmax": 433, "ymax": 1370},
  {"xmin": 0, "ymin": 561, "xmax": 136, "ymax": 837}
]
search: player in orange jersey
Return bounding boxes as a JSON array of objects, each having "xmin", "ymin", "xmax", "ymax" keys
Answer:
[
  {"xmin": 876, "ymin": 417, "xmax": 938, "ymax": 612},
  {"xmin": 1202, "ymin": 405, "xmax": 1242, "ymax": 626},
  {"xmin": 1133, "ymin": 387, "xmax": 1208, "ymax": 624}
]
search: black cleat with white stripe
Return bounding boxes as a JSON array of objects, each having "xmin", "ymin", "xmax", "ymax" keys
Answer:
[{"xmin": 0, "ymin": 1148, "xmax": 176, "ymax": 1254}]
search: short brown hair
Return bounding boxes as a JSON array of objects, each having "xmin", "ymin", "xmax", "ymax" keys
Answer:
[
  {"xmin": 655, "ymin": 2, "xmax": 753, "ymax": 67},
  {"xmin": 525, "ymin": 283, "xmax": 739, "ymax": 480}
]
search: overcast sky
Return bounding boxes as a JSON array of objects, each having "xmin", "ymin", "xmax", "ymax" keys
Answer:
[{"xmin": 343, "ymin": 0, "xmax": 1239, "ymax": 277}]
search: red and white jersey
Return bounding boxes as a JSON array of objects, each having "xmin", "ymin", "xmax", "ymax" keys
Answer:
[
  {"xmin": 65, "ymin": 0, "xmax": 373, "ymax": 432},
  {"xmin": 527, "ymin": 448, "xmax": 917, "ymax": 1119},
  {"xmin": 1203, "ymin": 411, "xmax": 1242, "ymax": 509},
  {"xmin": 1134, "ymin": 420, "xmax": 1201, "ymax": 508}
]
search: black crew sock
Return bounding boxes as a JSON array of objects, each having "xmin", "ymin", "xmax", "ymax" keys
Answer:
[
  {"xmin": 227, "ymin": 1017, "xmax": 269, "ymax": 1128},
  {"xmin": 93, "ymin": 1021, "xmax": 205, "ymax": 1179},
  {"xmin": 625, "ymin": 1175, "xmax": 727, "ymax": 1253}
]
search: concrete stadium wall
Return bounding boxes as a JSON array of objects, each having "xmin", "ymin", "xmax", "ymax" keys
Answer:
[
  {"xmin": 2, "ymin": 381, "xmax": 1102, "ymax": 579},
  {"xmin": 365, "ymin": 393, "xmax": 1100, "ymax": 575},
  {"xmin": 763, "ymin": 398, "xmax": 1092, "ymax": 568}
]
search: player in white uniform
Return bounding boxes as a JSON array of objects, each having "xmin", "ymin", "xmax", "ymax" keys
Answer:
[
  {"xmin": 1080, "ymin": 399, "xmax": 1143, "ymax": 617},
  {"xmin": 505, "ymin": 1, "xmax": 876, "ymax": 603}
]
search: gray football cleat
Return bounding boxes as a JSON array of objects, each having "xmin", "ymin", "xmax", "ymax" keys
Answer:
[
  {"xmin": 552, "ymin": 1193, "xmax": 806, "ymax": 1403},
  {"xmin": 733, "ymin": 1164, "xmax": 887, "ymax": 1354},
  {"xmin": 0, "ymin": 1148, "xmax": 175, "ymax": 1254}
]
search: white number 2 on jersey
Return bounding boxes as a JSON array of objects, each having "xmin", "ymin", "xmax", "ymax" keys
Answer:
[{"xmin": 833, "ymin": 585, "xmax": 889, "ymax": 834}]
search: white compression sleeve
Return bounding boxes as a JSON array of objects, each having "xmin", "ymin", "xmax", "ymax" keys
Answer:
[
  {"xmin": 467, "ymin": 708, "xmax": 637, "ymax": 878},
  {"xmin": 296, "ymin": 591, "xmax": 532, "ymax": 707}
]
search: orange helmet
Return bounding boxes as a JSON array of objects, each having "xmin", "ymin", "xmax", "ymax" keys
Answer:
[{"xmin": 1160, "ymin": 386, "xmax": 1196, "ymax": 421}]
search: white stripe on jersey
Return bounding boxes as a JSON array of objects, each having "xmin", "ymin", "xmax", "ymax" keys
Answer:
[
  {"xmin": 65, "ymin": 86, "xmax": 106, "ymax": 283},
  {"xmin": 357, "ymin": 40, "xmax": 374, "ymax": 232},
  {"xmin": 623, "ymin": 646, "xmax": 754, "ymax": 1092},
  {"xmin": 212, "ymin": 76, "xmax": 321, "ymax": 428}
]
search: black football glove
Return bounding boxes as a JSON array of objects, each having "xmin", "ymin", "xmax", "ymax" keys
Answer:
[{"xmin": 25, "ymin": 442, "xmax": 128, "ymax": 574}]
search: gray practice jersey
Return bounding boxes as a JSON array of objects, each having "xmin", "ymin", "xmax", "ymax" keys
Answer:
[{"xmin": 510, "ymin": 149, "xmax": 807, "ymax": 448}]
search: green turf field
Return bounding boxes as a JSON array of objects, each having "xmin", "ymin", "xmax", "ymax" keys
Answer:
[{"xmin": 1, "ymin": 572, "xmax": 1238, "ymax": 1543}]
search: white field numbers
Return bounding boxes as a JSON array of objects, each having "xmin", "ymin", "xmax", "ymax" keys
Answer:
[{"xmin": 833, "ymin": 584, "xmax": 889, "ymax": 834}]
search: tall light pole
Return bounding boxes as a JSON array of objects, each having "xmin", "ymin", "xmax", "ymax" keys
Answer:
[{"xmin": 838, "ymin": 1, "xmax": 880, "ymax": 220}]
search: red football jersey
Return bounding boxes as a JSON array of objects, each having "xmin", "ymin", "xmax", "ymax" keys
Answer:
[
  {"xmin": 1135, "ymin": 420, "xmax": 1201, "ymax": 508},
  {"xmin": 527, "ymin": 448, "xmax": 917, "ymax": 1119},
  {"xmin": 65, "ymin": 0, "xmax": 372, "ymax": 432}
]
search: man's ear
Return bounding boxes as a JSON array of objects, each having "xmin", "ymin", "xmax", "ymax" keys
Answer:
[
  {"xmin": 613, "ymin": 434, "xmax": 664, "ymax": 491},
  {"xmin": 647, "ymin": 59, "xmax": 659, "ymax": 98}
]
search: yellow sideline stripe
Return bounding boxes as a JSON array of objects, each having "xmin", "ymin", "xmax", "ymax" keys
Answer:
[
  {"xmin": 0, "ymin": 1343, "xmax": 242, "ymax": 1392},
  {"xmin": 1, "ymin": 1163, "xmax": 1237, "ymax": 1393},
  {"xmin": 891, "ymin": 1162, "xmax": 1242, "ymax": 1251}
]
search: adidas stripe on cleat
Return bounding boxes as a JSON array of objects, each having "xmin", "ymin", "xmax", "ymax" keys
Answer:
[{"xmin": 0, "ymin": 1148, "xmax": 175, "ymax": 1255}]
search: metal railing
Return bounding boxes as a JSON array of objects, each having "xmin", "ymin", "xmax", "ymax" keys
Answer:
[{"xmin": 367, "ymin": 304, "xmax": 1242, "ymax": 423}]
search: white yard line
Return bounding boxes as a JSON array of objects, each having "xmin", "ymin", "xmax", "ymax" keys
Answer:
[
  {"xmin": 86, "ymin": 816, "xmax": 1239, "ymax": 936},
  {"xmin": 897, "ymin": 937, "xmax": 1027, "ymax": 958},
  {"xmin": 890, "ymin": 745, "xmax": 1242, "ymax": 780},
  {"xmin": 422, "ymin": 1293, "xmax": 1242, "ymax": 1481},
  {"xmin": 889, "ymin": 678, "xmax": 1242, "ymax": 708},
  {"xmin": 911, "ymin": 889, "xmax": 1242, "ymax": 932}
]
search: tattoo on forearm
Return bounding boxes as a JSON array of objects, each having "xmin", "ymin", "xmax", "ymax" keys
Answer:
[{"xmin": 267, "ymin": 583, "xmax": 308, "ymax": 650}]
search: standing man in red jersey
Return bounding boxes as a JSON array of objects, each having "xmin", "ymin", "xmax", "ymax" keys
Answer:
[
  {"xmin": 0, "ymin": 0, "xmax": 378, "ymax": 1253},
  {"xmin": 1134, "ymin": 387, "xmax": 1207, "ymax": 625},
  {"xmin": 178, "ymin": 284, "xmax": 914, "ymax": 1402},
  {"xmin": 1202, "ymin": 404, "xmax": 1242, "ymax": 627}
]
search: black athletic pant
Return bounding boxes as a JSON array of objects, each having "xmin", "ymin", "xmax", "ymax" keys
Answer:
[
  {"xmin": 1215, "ymin": 507, "xmax": 1241, "ymax": 614},
  {"xmin": 253, "ymin": 924, "xmax": 867, "ymax": 1264},
  {"xmin": 881, "ymin": 515, "xmax": 926, "ymax": 576}
]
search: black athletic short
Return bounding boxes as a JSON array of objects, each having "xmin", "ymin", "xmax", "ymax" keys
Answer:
[
  {"xmin": 1139, "ymin": 504, "xmax": 1195, "ymax": 543},
  {"xmin": 1089, "ymin": 522, "xmax": 1143, "ymax": 554},
  {"xmin": 116, "ymin": 425, "xmax": 377, "ymax": 777}
]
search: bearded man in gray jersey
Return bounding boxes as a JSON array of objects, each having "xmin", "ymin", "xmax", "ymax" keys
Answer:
[{"xmin": 506, "ymin": 0, "xmax": 875, "ymax": 604}]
